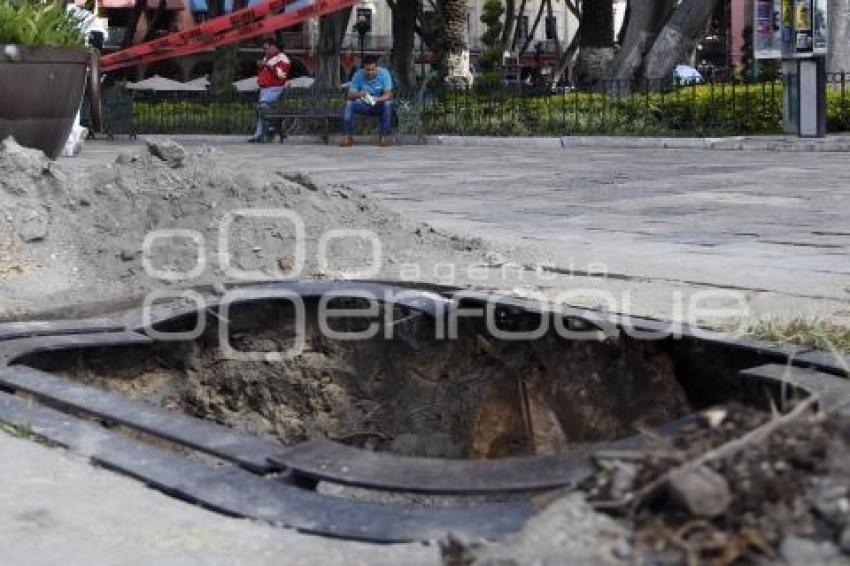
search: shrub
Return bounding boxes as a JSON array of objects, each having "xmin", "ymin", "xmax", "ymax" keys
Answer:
[
  {"xmin": 0, "ymin": 0, "xmax": 86, "ymax": 46},
  {"xmin": 422, "ymin": 81, "xmax": 816, "ymax": 136}
]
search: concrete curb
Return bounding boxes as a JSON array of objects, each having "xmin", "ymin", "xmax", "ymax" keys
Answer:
[
  {"xmin": 425, "ymin": 134, "xmax": 850, "ymax": 152},
  {"xmin": 112, "ymin": 133, "xmax": 850, "ymax": 152},
  {"xmin": 424, "ymin": 136, "xmax": 566, "ymax": 149},
  {"xmin": 137, "ymin": 134, "xmax": 327, "ymax": 145}
]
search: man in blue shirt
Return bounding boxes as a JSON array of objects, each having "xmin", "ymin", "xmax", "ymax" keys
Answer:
[{"xmin": 341, "ymin": 56, "xmax": 394, "ymax": 147}]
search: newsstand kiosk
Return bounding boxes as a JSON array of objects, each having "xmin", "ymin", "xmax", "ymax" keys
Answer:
[{"xmin": 755, "ymin": 0, "xmax": 828, "ymax": 137}]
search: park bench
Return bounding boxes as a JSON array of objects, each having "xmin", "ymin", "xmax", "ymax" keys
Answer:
[{"xmin": 262, "ymin": 84, "xmax": 424, "ymax": 143}]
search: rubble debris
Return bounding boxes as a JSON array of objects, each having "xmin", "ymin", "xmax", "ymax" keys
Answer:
[
  {"xmin": 145, "ymin": 139, "xmax": 187, "ymax": 167},
  {"xmin": 667, "ymin": 465, "xmax": 732, "ymax": 518},
  {"xmin": 439, "ymin": 493, "xmax": 631, "ymax": 565},
  {"xmin": 583, "ymin": 402, "xmax": 850, "ymax": 564}
]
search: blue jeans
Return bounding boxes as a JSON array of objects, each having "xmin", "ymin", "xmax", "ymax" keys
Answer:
[
  {"xmin": 253, "ymin": 86, "xmax": 285, "ymax": 139},
  {"xmin": 342, "ymin": 100, "xmax": 393, "ymax": 136}
]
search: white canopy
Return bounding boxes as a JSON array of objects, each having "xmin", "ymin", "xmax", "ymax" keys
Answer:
[
  {"xmin": 125, "ymin": 75, "xmax": 208, "ymax": 91},
  {"xmin": 232, "ymin": 76, "xmax": 259, "ymax": 92},
  {"xmin": 287, "ymin": 76, "xmax": 315, "ymax": 89},
  {"xmin": 185, "ymin": 75, "xmax": 211, "ymax": 88}
]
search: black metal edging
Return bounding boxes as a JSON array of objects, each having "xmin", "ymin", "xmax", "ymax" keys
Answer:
[
  {"xmin": 212, "ymin": 280, "xmax": 454, "ymax": 318},
  {"xmin": 0, "ymin": 331, "xmax": 152, "ymax": 366},
  {"xmin": 275, "ymin": 437, "xmax": 594, "ymax": 495},
  {"xmin": 128, "ymin": 280, "xmax": 454, "ymax": 336},
  {"xmin": 0, "ymin": 365, "xmax": 286, "ymax": 474},
  {"xmin": 272, "ymin": 415, "xmax": 700, "ymax": 495},
  {"xmin": 0, "ymin": 282, "xmax": 848, "ymax": 540},
  {"xmin": 449, "ymin": 290, "xmax": 848, "ymax": 377},
  {"xmin": 0, "ymin": 318, "xmax": 124, "ymax": 341},
  {"xmin": 0, "ymin": 358, "xmax": 697, "ymax": 495},
  {"xmin": 0, "ymin": 390, "xmax": 534, "ymax": 543},
  {"xmin": 740, "ymin": 363, "xmax": 850, "ymax": 412}
]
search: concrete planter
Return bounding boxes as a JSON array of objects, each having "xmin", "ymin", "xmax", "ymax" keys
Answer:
[{"xmin": 0, "ymin": 45, "xmax": 89, "ymax": 159}]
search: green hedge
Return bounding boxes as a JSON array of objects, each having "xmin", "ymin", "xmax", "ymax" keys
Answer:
[
  {"xmin": 423, "ymin": 82, "xmax": 850, "ymax": 136},
  {"xmin": 128, "ymin": 82, "xmax": 850, "ymax": 137},
  {"xmin": 132, "ymin": 99, "xmax": 255, "ymax": 134}
]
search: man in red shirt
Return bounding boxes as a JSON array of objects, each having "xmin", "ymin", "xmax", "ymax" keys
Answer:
[{"xmin": 249, "ymin": 38, "xmax": 291, "ymax": 142}]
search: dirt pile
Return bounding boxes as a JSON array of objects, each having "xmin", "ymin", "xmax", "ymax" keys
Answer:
[
  {"xmin": 0, "ymin": 137, "xmax": 487, "ymax": 318},
  {"xmin": 582, "ymin": 403, "xmax": 850, "ymax": 565}
]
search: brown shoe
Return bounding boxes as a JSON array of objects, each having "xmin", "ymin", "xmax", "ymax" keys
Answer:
[
  {"xmin": 340, "ymin": 136, "xmax": 354, "ymax": 147},
  {"xmin": 377, "ymin": 136, "xmax": 391, "ymax": 147}
]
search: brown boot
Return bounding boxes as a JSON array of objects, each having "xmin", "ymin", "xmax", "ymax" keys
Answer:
[
  {"xmin": 340, "ymin": 136, "xmax": 354, "ymax": 147},
  {"xmin": 377, "ymin": 136, "xmax": 391, "ymax": 147}
]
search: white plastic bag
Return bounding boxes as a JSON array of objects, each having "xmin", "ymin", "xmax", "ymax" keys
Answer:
[{"xmin": 61, "ymin": 111, "xmax": 88, "ymax": 157}]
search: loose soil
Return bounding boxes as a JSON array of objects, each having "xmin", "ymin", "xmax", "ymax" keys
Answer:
[
  {"xmin": 0, "ymin": 137, "xmax": 489, "ymax": 319},
  {"xmin": 25, "ymin": 299, "xmax": 691, "ymax": 458}
]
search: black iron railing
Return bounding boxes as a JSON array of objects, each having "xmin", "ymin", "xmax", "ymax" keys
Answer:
[
  {"xmin": 422, "ymin": 73, "xmax": 850, "ymax": 136},
  {"xmin": 95, "ymin": 72, "xmax": 850, "ymax": 137}
]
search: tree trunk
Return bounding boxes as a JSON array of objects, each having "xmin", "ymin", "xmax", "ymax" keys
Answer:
[
  {"xmin": 390, "ymin": 0, "xmax": 418, "ymax": 90},
  {"xmin": 316, "ymin": 8, "xmax": 353, "ymax": 88},
  {"xmin": 642, "ymin": 0, "xmax": 720, "ymax": 79},
  {"xmin": 551, "ymin": 22, "xmax": 581, "ymax": 85},
  {"xmin": 546, "ymin": 0, "xmax": 560, "ymax": 56},
  {"xmin": 607, "ymin": 0, "xmax": 669, "ymax": 81},
  {"xmin": 828, "ymin": 0, "xmax": 850, "ymax": 73},
  {"xmin": 517, "ymin": 0, "xmax": 546, "ymax": 57},
  {"xmin": 575, "ymin": 0, "xmax": 614, "ymax": 82},
  {"xmin": 211, "ymin": 45, "xmax": 239, "ymax": 96},
  {"xmin": 510, "ymin": 0, "xmax": 529, "ymax": 51},
  {"xmin": 123, "ymin": 0, "xmax": 146, "ymax": 48},
  {"xmin": 580, "ymin": 0, "xmax": 614, "ymax": 48},
  {"xmin": 443, "ymin": 0, "xmax": 472, "ymax": 85},
  {"xmin": 500, "ymin": 0, "xmax": 516, "ymax": 49}
]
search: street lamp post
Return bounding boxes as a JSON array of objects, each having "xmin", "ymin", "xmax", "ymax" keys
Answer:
[{"xmin": 352, "ymin": 15, "xmax": 370, "ymax": 68}]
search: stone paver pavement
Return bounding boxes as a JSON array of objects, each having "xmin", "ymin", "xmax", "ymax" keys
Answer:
[{"xmin": 69, "ymin": 140, "xmax": 850, "ymax": 323}]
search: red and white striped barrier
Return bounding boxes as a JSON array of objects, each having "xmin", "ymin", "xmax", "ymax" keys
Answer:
[{"xmin": 100, "ymin": 0, "xmax": 355, "ymax": 72}]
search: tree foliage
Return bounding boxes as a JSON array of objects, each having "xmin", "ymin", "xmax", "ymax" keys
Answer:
[
  {"xmin": 479, "ymin": 0, "xmax": 503, "ymax": 70},
  {"xmin": 0, "ymin": 0, "xmax": 86, "ymax": 46}
]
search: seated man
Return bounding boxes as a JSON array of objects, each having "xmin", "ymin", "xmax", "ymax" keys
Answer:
[{"xmin": 341, "ymin": 56, "xmax": 393, "ymax": 147}]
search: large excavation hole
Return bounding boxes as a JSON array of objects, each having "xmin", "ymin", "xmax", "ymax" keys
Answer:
[{"xmin": 15, "ymin": 296, "xmax": 767, "ymax": 459}]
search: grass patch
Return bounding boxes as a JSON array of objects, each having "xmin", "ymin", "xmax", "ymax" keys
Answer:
[
  {"xmin": 743, "ymin": 317, "xmax": 850, "ymax": 354},
  {"xmin": 1, "ymin": 420, "xmax": 36, "ymax": 440}
]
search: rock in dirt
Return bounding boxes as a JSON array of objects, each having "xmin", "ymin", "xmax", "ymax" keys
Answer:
[
  {"xmin": 609, "ymin": 461, "xmax": 638, "ymax": 500},
  {"xmin": 17, "ymin": 209, "xmax": 48, "ymax": 242},
  {"xmin": 119, "ymin": 248, "xmax": 140, "ymax": 262},
  {"xmin": 145, "ymin": 139, "xmax": 187, "ymax": 167},
  {"xmin": 668, "ymin": 464, "xmax": 732, "ymax": 518},
  {"xmin": 780, "ymin": 536, "xmax": 843, "ymax": 565},
  {"xmin": 811, "ymin": 478, "xmax": 850, "ymax": 526},
  {"xmin": 0, "ymin": 138, "xmax": 65, "ymax": 249}
]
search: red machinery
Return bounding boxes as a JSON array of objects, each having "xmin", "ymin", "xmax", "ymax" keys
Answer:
[
  {"xmin": 100, "ymin": 0, "xmax": 356, "ymax": 71},
  {"xmin": 88, "ymin": 0, "xmax": 355, "ymax": 131}
]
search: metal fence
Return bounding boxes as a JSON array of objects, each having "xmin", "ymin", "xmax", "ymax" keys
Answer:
[
  {"xmin": 423, "ymin": 73, "xmax": 850, "ymax": 137},
  {"xmin": 130, "ymin": 90, "xmax": 257, "ymax": 135},
  {"xmin": 98, "ymin": 72, "xmax": 850, "ymax": 138}
]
